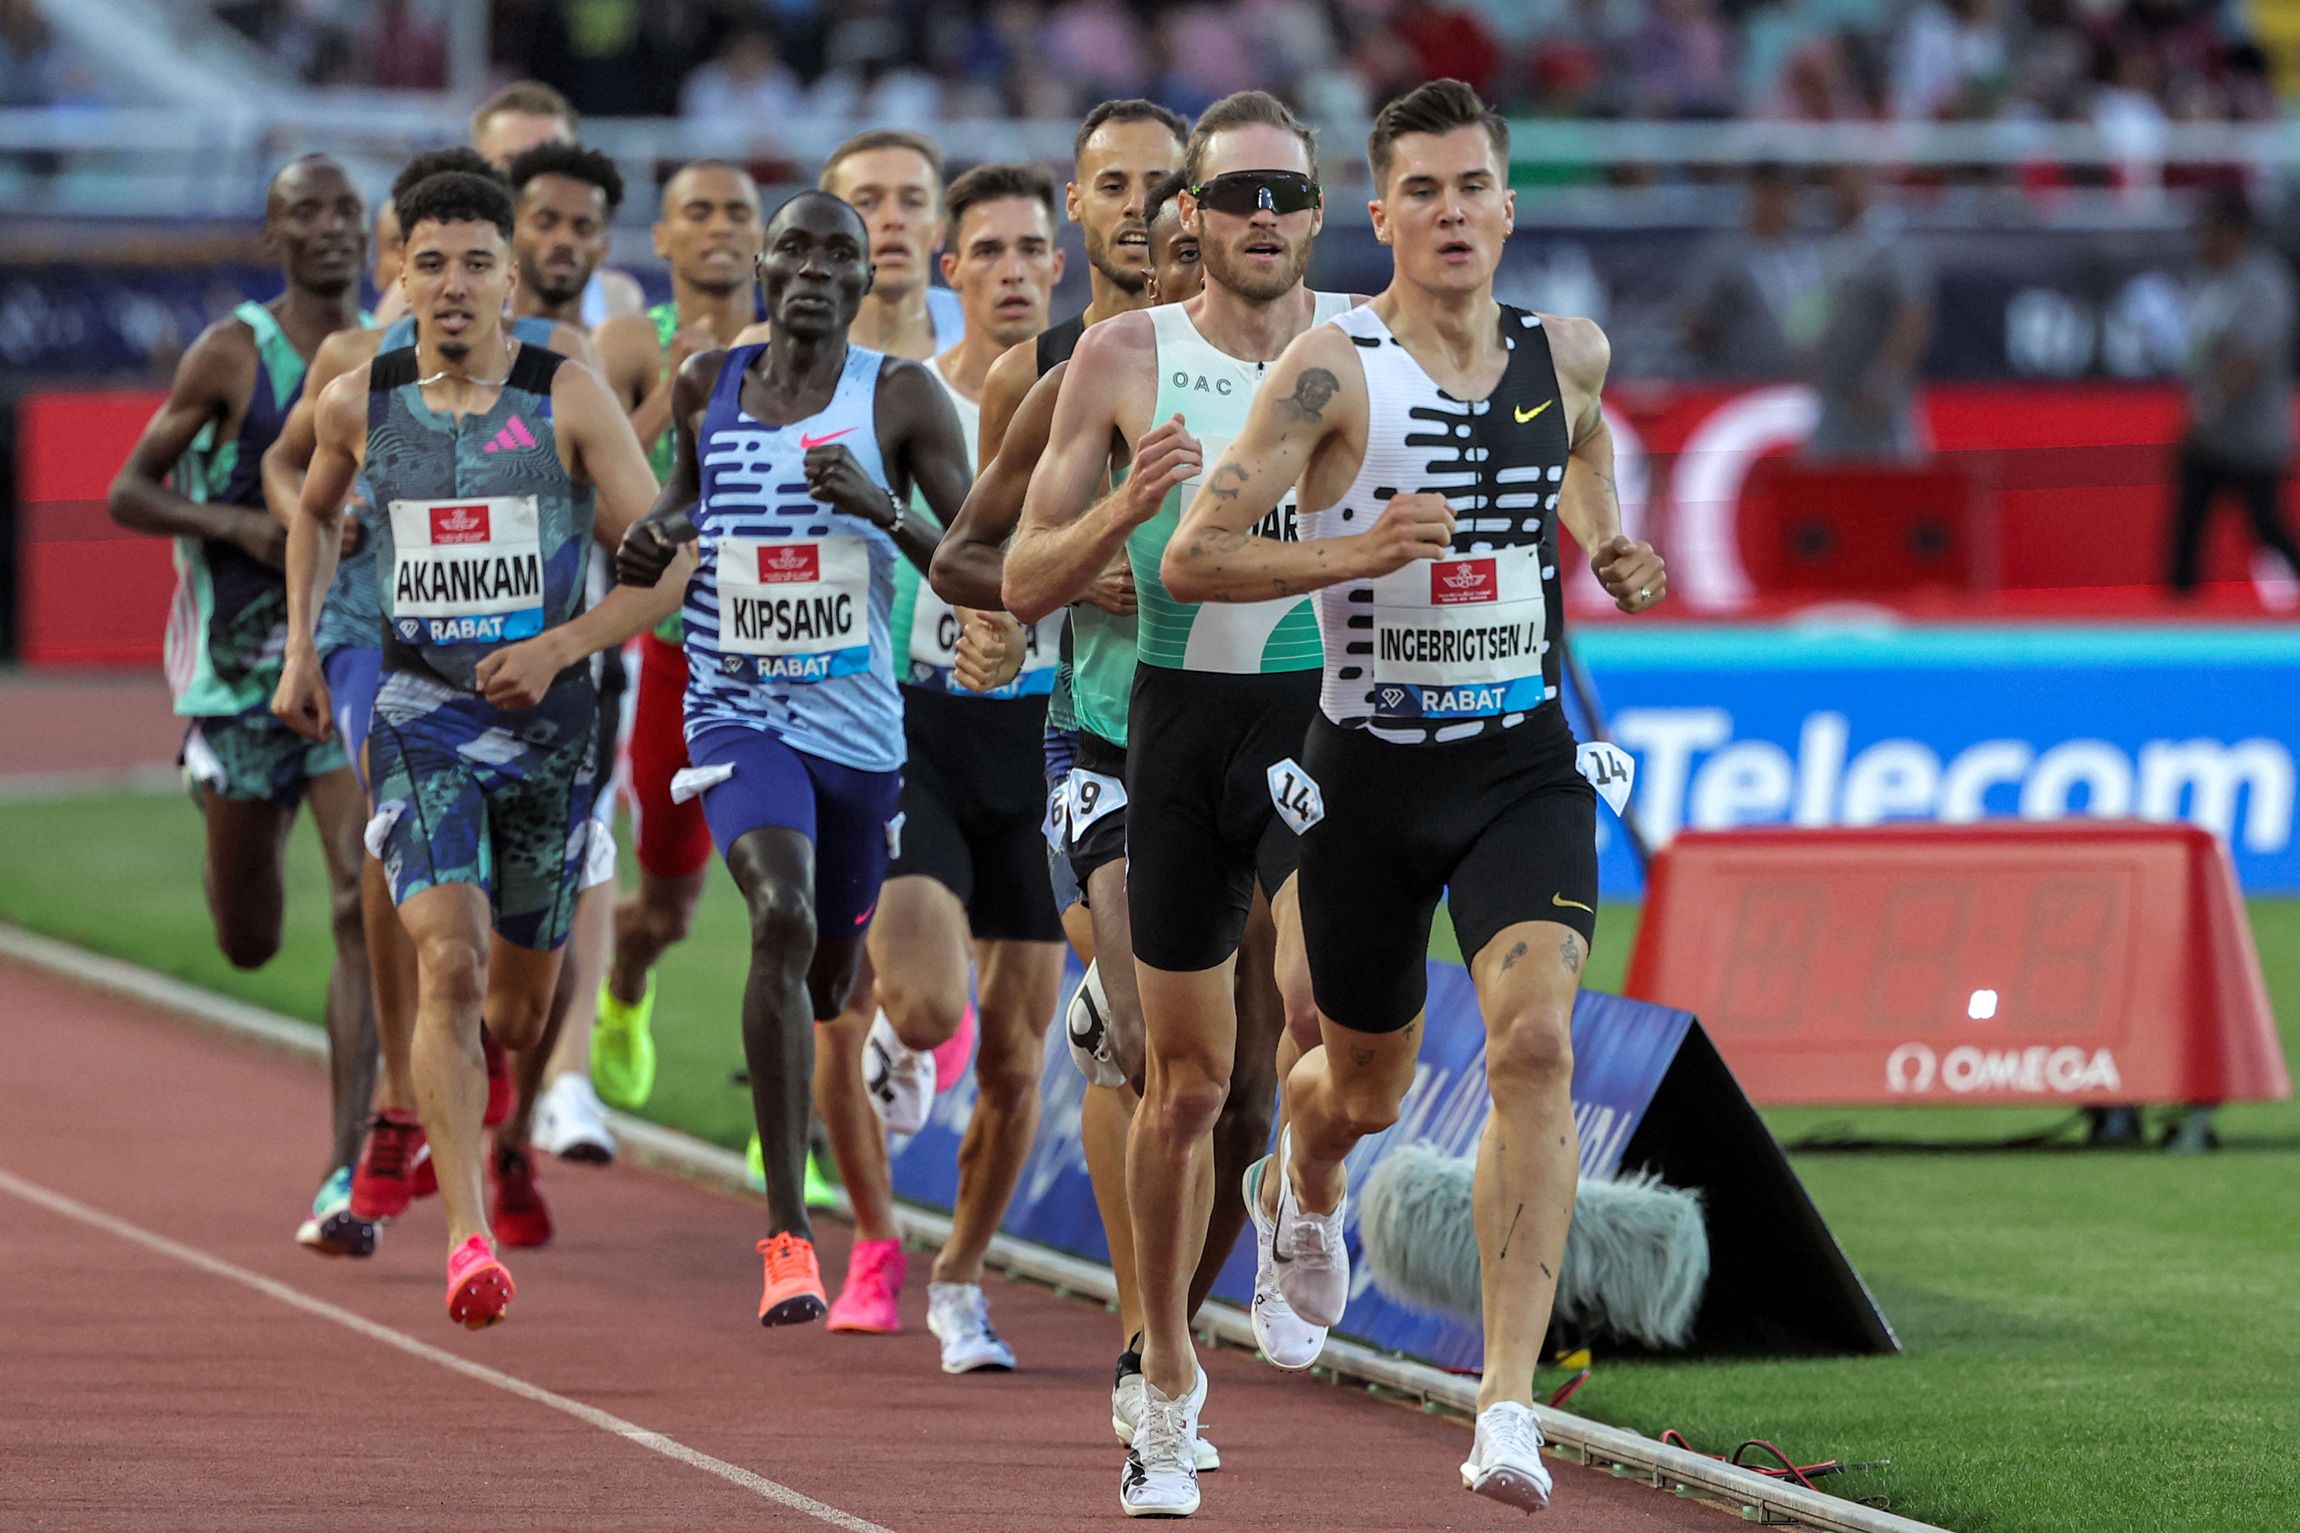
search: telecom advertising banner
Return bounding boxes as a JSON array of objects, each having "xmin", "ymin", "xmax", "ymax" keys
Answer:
[{"xmin": 1579, "ymin": 626, "xmax": 2300, "ymax": 898}]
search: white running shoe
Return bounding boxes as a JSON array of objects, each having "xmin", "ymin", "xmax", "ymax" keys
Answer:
[
  {"xmin": 865, "ymin": 1010, "xmax": 934, "ymax": 1135},
  {"xmin": 1243, "ymin": 1154, "xmax": 1329, "ymax": 1370},
  {"xmin": 1120, "ymin": 1366, "xmax": 1207, "ymax": 1518},
  {"xmin": 1461, "ymin": 1401, "xmax": 1553, "ymax": 1511},
  {"xmin": 1113, "ymin": 1353, "xmax": 1221, "ymax": 1470},
  {"xmin": 926, "ymin": 1282, "xmax": 1017, "ymax": 1373},
  {"xmin": 532, "ymin": 1073, "xmax": 618, "ymax": 1165},
  {"xmin": 1271, "ymin": 1126, "xmax": 1350, "ymax": 1329},
  {"xmin": 1065, "ymin": 961, "xmax": 1126, "ymax": 1088}
]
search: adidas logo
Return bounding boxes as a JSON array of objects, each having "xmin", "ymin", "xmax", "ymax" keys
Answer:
[{"xmin": 481, "ymin": 416, "xmax": 538, "ymax": 454}]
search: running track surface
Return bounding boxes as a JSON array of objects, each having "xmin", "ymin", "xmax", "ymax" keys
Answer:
[{"xmin": 1, "ymin": 961, "xmax": 1728, "ymax": 1532}]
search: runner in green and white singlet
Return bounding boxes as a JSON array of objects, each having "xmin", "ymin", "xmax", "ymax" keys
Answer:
[
  {"xmin": 108, "ymin": 155, "xmax": 382, "ymax": 1261},
  {"xmin": 1002, "ymin": 92, "xmax": 1355, "ymax": 1516}
]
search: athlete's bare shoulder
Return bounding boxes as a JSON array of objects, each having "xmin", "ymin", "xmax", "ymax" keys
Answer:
[
  {"xmin": 176, "ymin": 312, "xmax": 261, "ymax": 394},
  {"xmin": 312, "ymin": 358, "xmax": 373, "ymax": 446},
  {"xmin": 544, "ymin": 321, "xmax": 603, "ymax": 374},
  {"xmin": 1072, "ymin": 307, "xmax": 1155, "ymax": 372},
  {"xmin": 979, "ymin": 337, "xmax": 1038, "ymax": 424},
  {"xmin": 1533, "ymin": 312, "xmax": 1610, "ymax": 392}
]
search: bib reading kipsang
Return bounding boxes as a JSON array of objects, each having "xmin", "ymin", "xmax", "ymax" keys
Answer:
[{"xmin": 713, "ymin": 534, "xmax": 871, "ymax": 683}]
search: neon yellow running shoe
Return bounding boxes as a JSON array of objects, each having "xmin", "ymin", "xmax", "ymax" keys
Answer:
[
  {"xmin": 805, "ymin": 1147, "xmax": 839, "ymax": 1210},
  {"xmin": 592, "ymin": 976, "xmax": 659, "ymax": 1110},
  {"xmin": 743, "ymin": 1133, "xmax": 839, "ymax": 1205}
]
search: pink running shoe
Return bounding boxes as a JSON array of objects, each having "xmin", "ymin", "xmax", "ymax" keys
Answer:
[
  {"xmin": 827, "ymin": 1238, "xmax": 906, "ymax": 1334},
  {"xmin": 931, "ymin": 1001, "xmax": 976, "ymax": 1093},
  {"xmin": 445, "ymin": 1235, "xmax": 514, "ymax": 1330}
]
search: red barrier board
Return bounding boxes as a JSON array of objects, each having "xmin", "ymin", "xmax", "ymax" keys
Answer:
[
  {"xmin": 17, "ymin": 390, "xmax": 174, "ymax": 667},
  {"xmin": 1624, "ymin": 823, "xmax": 2290, "ymax": 1107}
]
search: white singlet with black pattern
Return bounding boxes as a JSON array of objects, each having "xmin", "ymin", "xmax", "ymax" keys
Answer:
[{"xmin": 1302, "ymin": 303, "xmax": 1573, "ymax": 745}]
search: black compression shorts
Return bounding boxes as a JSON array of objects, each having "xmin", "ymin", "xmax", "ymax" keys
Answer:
[
  {"xmin": 1124, "ymin": 664, "xmax": 1319, "ymax": 973},
  {"xmin": 1297, "ymin": 709, "xmax": 1597, "ymax": 1034},
  {"xmin": 887, "ymin": 686, "xmax": 1063, "ymax": 944},
  {"xmin": 1059, "ymin": 727, "xmax": 1129, "ymax": 905}
]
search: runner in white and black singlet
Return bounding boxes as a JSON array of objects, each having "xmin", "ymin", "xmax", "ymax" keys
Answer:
[{"xmin": 1162, "ymin": 80, "xmax": 1669, "ymax": 1518}]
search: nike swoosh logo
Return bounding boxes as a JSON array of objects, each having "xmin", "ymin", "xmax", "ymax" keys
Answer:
[
  {"xmin": 1514, "ymin": 401, "xmax": 1553, "ymax": 424},
  {"xmin": 799, "ymin": 427, "xmax": 855, "ymax": 449},
  {"xmin": 1552, "ymin": 892, "xmax": 1593, "ymax": 913}
]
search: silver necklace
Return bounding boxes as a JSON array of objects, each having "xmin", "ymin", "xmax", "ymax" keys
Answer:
[{"xmin": 416, "ymin": 340, "xmax": 518, "ymax": 390}]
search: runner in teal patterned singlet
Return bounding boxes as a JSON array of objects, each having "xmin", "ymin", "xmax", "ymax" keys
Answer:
[
  {"xmin": 271, "ymin": 168, "xmax": 684, "ymax": 1331},
  {"xmin": 107, "ymin": 154, "xmax": 381, "ymax": 1262}
]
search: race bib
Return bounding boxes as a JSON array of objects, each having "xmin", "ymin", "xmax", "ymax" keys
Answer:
[
  {"xmin": 907, "ymin": 586, "xmax": 1059, "ymax": 698},
  {"xmin": 1366, "ymin": 545, "xmax": 1549, "ymax": 723},
  {"xmin": 1576, "ymin": 741, "xmax": 1636, "ymax": 815},
  {"xmin": 387, "ymin": 496, "xmax": 545, "ymax": 645},
  {"xmin": 715, "ymin": 535, "xmax": 870, "ymax": 684},
  {"xmin": 1266, "ymin": 756, "xmax": 1325, "ymax": 835},
  {"xmin": 1064, "ymin": 768, "xmax": 1127, "ymax": 846},
  {"xmin": 1042, "ymin": 777, "xmax": 1069, "ymax": 850}
]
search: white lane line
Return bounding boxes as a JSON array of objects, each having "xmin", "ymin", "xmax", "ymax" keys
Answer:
[{"xmin": 0, "ymin": 1168, "xmax": 896, "ymax": 1533}]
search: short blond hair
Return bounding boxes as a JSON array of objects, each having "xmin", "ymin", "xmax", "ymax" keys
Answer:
[
  {"xmin": 819, "ymin": 129, "xmax": 945, "ymax": 198},
  {"xmin": 471, "ymin": 81, "xmax": 578, "ymax": 141}
]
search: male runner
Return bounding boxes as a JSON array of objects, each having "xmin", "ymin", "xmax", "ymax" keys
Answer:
[
  {"xmin": 615, "ymin": 190, "xmax": 971, "ymax": 1328},
  {"xmin": 590, "ymin": 160, "xmax": 766, "ymax": 1116},
  {"xmin": 472, "ymin": 81, "xmax": 645, "ymax": 320},
  {"xmin": 261, "ymin": 151, "xmax": 600, "ymax": 1247},
  {"xmin": 491, "ymin": 137, "xmax": 637, "ymax": 1188},
  {"xmin": 1163, "ymin": 80, "xmax": 1670, "ymax": 1513},
  {"xmin": 805, "ymin": 163, "xmax": 1068, "ymax": 1365},
  {"xmin": 1004, "ymin": 91, "xmax": 1349, "ymax": 1516},
  {"xmin": 273, "ymin": 168, "xmax": 680, "ymax": 1328},
  {"xmin": 734, "ymin": 130, "xmax": 963, "ymax": 361},
  {"xmin": 107, "ymin": 154, "xmax": 379, "ymax": 1257},
  {"xmin": 932, "ymin": 161, "xmax": 1271, "ymax": 1471}
]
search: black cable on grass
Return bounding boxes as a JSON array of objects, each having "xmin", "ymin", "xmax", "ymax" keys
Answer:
[{"xmin": 1782, "ymin": 1111, "xmax": 2088, "ymax": 1153}]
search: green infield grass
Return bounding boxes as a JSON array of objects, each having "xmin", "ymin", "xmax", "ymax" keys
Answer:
[{"xmin": 3, "ymin": 788, "xmax": 2294, "ymax": 1533}]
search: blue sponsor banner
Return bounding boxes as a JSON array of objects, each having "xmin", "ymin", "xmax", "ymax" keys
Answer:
[
  {"xmin": 886, "ymin": 959, "xmax": 1691, "ymax": 1374},
  {"xmin": 1576, "ymin": 625, "xmax": 2300, "ymax": 898}
]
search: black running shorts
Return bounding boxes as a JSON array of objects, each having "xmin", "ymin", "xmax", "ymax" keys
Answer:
[
  {"xmin": 1298, "ymin": 710, "xmax": 1597, "ymax": 1034},
  {"xmin": 1124, "ymin": 664, "xmax": 1320, "ymax": 973},
  {"xmin": 887, "ymin": 686, "xmax": 1064, "ymax": 944},
  {"xmin": 1061, "ymin": 727, "xmax": 1129, "ymax": 903}
]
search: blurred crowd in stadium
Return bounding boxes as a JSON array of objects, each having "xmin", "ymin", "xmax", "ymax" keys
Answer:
[{"xmin": 0, "ymin": 0, "xmax": 2275, "ymax": 135}]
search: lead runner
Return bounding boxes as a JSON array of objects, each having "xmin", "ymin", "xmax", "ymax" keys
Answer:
[{"xmin": 1162, "ymin": 80, "xmax": 1669, "ymax": 1514}]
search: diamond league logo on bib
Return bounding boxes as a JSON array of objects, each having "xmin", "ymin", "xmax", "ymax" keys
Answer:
[
  {"xmin": 429, "ymin": 503, "xmax": 492, "ymax": 545},
  {"xmin": 756, "ymin": 544, "xmax": 820, "ymax": 584},
  {"xmin": 1375, "ymin": 683, "xmax": 1419, "ymax": 715},
  {"xmin": 1430, "ymin": 557, "xmax": 1497, "ymax": 605}
]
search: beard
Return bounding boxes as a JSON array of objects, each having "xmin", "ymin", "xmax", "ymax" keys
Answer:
[
  {"xmin": 436, "ymin": 338, "xmax": 471, "ymax": 361},
  {"xmin": 1199, "ymin": 233, "xmax": 1311, "ymax": 304},
  {"xmin": 529, "ymin": 268, "xmax": 585, "ymax": 306},
  {"xmin": 1083, "ymin": 225, "xmax": 1148, "ymax": 295}
]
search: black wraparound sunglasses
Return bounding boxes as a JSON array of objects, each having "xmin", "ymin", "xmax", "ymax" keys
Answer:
[{"xmin": 1190, "ymin": 170, "xmax": 1321, "ymax": 217}]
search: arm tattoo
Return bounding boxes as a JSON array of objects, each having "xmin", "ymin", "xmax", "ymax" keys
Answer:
[
  {"xmin": 1209, "ymin": 461, "xmax": 1247, "ymax": 501},
  {"xmin": 1276, "ymin": 367, "xmax": 1340, "ymax": 424}
]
